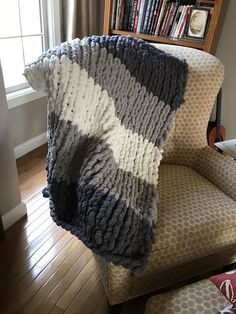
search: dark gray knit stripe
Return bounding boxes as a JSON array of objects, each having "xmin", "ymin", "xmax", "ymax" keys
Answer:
[
  {"xmin": 46, "ymin": 115, "xmax": 158, "ymax": 273},
  {"xmin": 36, "ymin": 36, "xmax": 188, "ymax": 111}
]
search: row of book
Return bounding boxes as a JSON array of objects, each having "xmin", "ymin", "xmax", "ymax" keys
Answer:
[{"xmin": 111, "ymin": 0, "xmax": 212, "ymax": 39}]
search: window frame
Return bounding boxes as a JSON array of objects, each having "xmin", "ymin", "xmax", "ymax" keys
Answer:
[{"xmin": 3, "ymin": 0, "xmax": 62, "ymax": 109}]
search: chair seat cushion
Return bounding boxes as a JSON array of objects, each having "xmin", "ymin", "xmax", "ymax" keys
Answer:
[
  {"xmin": 105, "ymin": 164, "xmax": 236, "ymax": 304},
  {"xmin": 145, "ymin": 279, "xmax": 230, "ymax": 314},
  {"xmin": 151, "ymin": 164, "xmax": 236, "ymax": 270}
]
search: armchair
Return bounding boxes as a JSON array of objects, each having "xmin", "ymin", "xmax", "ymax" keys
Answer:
[{"xmin": 95, "ymin": 44, "xmax": 236, "ymax": 305}]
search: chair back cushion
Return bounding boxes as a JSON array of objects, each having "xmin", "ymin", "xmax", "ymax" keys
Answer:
[{"xmin": 152, "ymin": 44, "xmax": 224, "ymax": 167}]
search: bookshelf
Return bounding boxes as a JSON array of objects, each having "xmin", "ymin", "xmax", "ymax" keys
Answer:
[{"xmin": 103, "ymin": 0, "xmax": 228, "ymax": 54}]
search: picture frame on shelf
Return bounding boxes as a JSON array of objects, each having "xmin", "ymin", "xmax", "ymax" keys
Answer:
[{"xmin": 186, "ymin": 7, "xmax": 210, "ymax": 39}]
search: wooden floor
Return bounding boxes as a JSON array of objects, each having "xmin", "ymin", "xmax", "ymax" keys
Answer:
[{"xmin": 0, "ymin": 145, "xmax": 108, "ymax": 314}]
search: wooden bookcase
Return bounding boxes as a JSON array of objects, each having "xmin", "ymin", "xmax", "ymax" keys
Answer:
[{"xmin": 103, "ymin": 0, "xmax": 228, "ymax": 54}]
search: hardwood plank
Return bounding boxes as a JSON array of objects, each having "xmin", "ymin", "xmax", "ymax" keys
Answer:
[
  {"xmin": 0, "ymin": 232, "xmax": 72, "ymax": 313},
  {"xmin": 35, "ymin": 249, "xmax": 93, "ymax": 313},
  {"xmin": 49, "ymin": 305, "xmax": 65, "ymax": 314},
  {"xmin": 26, "ymin": 194, "xmax": 48, "ymax": 216},
  {"xmin": 0, "ymin": 223, "xmax": 58, "ymax": 275},
  {"xmin": 3, "ymin": 237, "xmax": 79, "ymax": 314},
  {"xmin": 25, "ymin": 190, "xmax": 46, "ymax": 209},
  {"xmin": 56, "ymin": 257, "xmax": 97, "ymax": 311},
  {"xmin": 0, "ymin": 227, "xmax": 67, "ymax": 293},
  {"xmin": 21, "ymin": 241, "xmax": 86, "ymax": 314},
  {"xmin": 65, "ymin": 270, "xmax": 106, "ymax": 314}
]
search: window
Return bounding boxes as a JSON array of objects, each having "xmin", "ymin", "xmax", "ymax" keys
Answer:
[{"xmin": 0, "ymin": 0, "xmax": 61, "ymax": 107}]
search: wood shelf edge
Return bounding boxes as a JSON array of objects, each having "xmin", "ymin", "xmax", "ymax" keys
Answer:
[{"xmin": 110, "ymin": 30, "xmax": 204, "ymax": 50}]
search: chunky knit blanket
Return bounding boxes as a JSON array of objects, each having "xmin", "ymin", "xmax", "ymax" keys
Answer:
[{"xmin": 24, "ymin": 36, "xmax": 188, "ymax": 273}]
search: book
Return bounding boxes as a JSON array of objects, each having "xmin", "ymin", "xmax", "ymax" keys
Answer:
[
  {"xmin": 151, "ymin": 0, "xmax": 163, "ymax": 35},
  {"xmin": 133, "ymin": 0, "xmax": 141, "ymax": 32},
  {"xmin": 129, "ymin": 0, "xmax": 138, "ymax": 31},
  {"xmin": 159, "ymin": 1, "xmax": 171, "ymax": 36},
  {"xmin": 137, "ymin": 0, "xmax": 147, "ymax": 33},
  {"xmin": 174, "ymin": 5, "xmax": 186, "ymax": 38},
  {"xmin": 146, "ymin": 0, "xmax": 158, "ymax": 34},
  {"xmin": 149, "ymin": 0, "xmax": 160, "ymax": 34},
  {"xmin": 111, "ymin": 0, "xmax": 118, "ymax": 29},
  {"xmin": 115, "ymin": 0, "xmax": 122, "ymax": 29},
  {"xmin": 154, "ymin": 0, "xmax": 168, "ymax": 36},
  {"xmin": 162, "ymin": 1, "xmax": 176, "ymax": 36},
  {"xmin": 170, "ymin": 5, "xmax": 183, "ymax": 37},
  {"xmin": 123, "ymin": 0, "xmax": 131, "ymax": 30},
  {"xmin": 178, "ymin": 5, "xmax": 190, "ymax": 38},
  {"xmin": 142, "ymin": 0, "xmax": 154, "ymax": 34},
  {"xmin": 166, "ymin": 1, "xmax": 179, "ymax": 36},
  {"xmin": 118, "ymin": 0, "xmax": 125, "ymax": 29}
]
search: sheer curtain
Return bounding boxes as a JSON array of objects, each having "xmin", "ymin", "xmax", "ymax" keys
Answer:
[{"xmin": 62, "ymin": 0, "xmax": 105, "ymax": 41}]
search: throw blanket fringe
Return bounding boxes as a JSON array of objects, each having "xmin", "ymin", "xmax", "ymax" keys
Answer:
[{"xmin": 24, "ymin": 35, "xmax": 188, "ymax": 273}]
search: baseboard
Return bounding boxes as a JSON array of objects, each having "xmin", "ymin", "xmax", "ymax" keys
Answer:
[
  {"xmin": 14, "ymin": 132, "xmax": 47, "ymax": 159},
  {"xmin": 2, "ymin": 202, "xmax": 27, "ymax": 230}
]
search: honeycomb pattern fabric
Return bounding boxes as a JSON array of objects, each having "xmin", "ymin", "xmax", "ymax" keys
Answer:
[
  {"xmin": 145, "ymin": 280, "xmax": 230, "ymax": 314},
  {"xmin": 96, "ymin": 164, "xmax": 236, "ymax": 304},
  {"xmin": 94, "ymin": 44, "xmax": 232, "ymax": 304},
  {"xmin": 151, "ymin": 44, "xmax": 225, "ymax": 167},
  {"xmin": 194, "ymin": 145, "xmax": 236, "ymax": 201},
  {"xmin": 24, "ymin": 36, "xmax": 188, "ymax": 273}
]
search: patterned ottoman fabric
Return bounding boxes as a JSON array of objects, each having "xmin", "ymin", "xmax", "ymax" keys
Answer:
[{"xmin": 145, "ymin": 280, "xmax": 230, "ymax": 314}]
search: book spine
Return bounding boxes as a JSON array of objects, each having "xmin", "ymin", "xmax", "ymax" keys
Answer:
[
  {"xmin": 128, "ymin": 0, "xmax": 135, "ymax": 30},
  {"xmin": 174, "ymin": 5, "xmax": 185, "ymax": 38},
  {"xmin": 150, "ymin": 0, "xmax": 159, "ymax": 34},
  {"xmin": 115, "ymin": 0, "xmax": 122, "ymax": 29},
  {"xmin": 139, "ymin": 0, "xmax": 149, "ymax": 33},
  {"xmin": 146, "ymin": 0, "xmax": 158, "ymax": 34},
  {"xmin": 123, "ymin": 0, "xmax": 131, "ymax": 30},
  {"xmin": 170, "ymin": 5, "xmax": 182, "ymax": 38},
  {"xmin": 166, "ymin": 1, "xmax": 178, "ymax": 36},
  {"xmin": 154, "ymin": 0, "xmax": 167, "ymax": 36},
  {"xmin": 130, "ymin": 0, "xmax": 138, "ymax": 31},
  {"xmin": 142, "ymin": 0, "xmax": 154, "ymax": 34},
  {"xmin": 151, "ymin": 0, "xmax": 163, "ymax": 35},
  {"xmin": 160, "ymin": 2, "xmax": 171, "ymax": 36},
  {"xmin": 133, "ymin": 0, "xmax": 141, "ymax": 32},
  {"xmin": 137, "ymin": 0, "xmax": 146, "ymax": 33},
  {"xmin": 111, "ymin": 0, "xmax": 118, "ymax": 29},
  {"xmin": 118, "ymin": 0, "xmax": 125, "ymax": 29},
  {"xmin": 178, "ymin": 5, "xmax": 190, "ymax": 38},
  {"xmin": 163, "ymin": 1, "xmax": 175, "ymax": 36}
]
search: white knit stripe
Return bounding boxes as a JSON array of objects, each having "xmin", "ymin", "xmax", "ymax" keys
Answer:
[{"xmin": 46, "ymin": 56, "xmax": 163, "ymax": 186}]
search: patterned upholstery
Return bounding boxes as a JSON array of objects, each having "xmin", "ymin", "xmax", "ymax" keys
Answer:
[
  {"xmin": 145, "ymin": 280, "xmax": 230, "ymax": 314},
  {"xmin": 194, "ymin": 145, "xmax": 236, "ymax": 201},
  {"xmin": 95, "ymin": 44, "xmax": 236, "ymax": 305},
  {"xmin": 159, "ymin": 44, "xmax": 224, "ymax": 167}
]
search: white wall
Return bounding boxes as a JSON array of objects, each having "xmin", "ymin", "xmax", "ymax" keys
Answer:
[
  {"xmin": 9, "ymin": 97, "xmax": 47, "ymax": 149},
  {"xmin": 216, "ymin": 0, "xmax": 236, "ymax": 139}
]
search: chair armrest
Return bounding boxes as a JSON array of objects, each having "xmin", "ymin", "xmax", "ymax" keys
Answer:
[{"xmin": 193, "ymin": 145, "xmax": 236, "ymax": 201}]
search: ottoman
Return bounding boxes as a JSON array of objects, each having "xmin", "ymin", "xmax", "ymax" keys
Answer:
[{"xmin": 145, "ymin": 277, "xmax": 236, "ymax": 314}]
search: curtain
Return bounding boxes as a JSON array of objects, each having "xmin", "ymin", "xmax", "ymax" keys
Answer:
[{"xmin": 62, "ymin": 0, "xmax": 105, "ymax": 41}]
